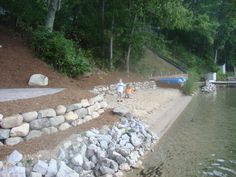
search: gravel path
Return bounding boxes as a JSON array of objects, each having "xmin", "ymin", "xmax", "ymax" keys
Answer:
[{"xmin": 0, "ymin": 88, "xmax": 64, "ymax": 102}]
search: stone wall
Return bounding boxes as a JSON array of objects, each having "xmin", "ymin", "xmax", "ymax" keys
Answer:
[
  {"xmin": 91, "ymin": 81, "xmax": 157, "ymax": 95},
  {"xmin": 0, "ymin": 95, "xmax": 108, "ymax": 146}
]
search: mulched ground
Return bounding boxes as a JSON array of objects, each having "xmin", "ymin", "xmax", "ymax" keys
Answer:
[{"xmin": 0, "ymin": 110, "xmax": 120, "ymax": 160}]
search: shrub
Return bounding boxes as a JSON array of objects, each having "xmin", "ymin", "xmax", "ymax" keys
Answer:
[
  {"xmin": 32, "ymin": 28, "xmax": 91, "ymax": 77},
  {"xmin": 183, "ymin": 69, "xmax": 200, "ymax": 95}
]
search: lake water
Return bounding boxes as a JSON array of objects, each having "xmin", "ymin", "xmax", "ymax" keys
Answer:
[{"xmin": 129, "ymin": 87, "xmax": 236, "ymax": 177}]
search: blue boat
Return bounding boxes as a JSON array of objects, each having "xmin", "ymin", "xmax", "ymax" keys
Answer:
[{"xmin": 159, "ymin": 77, "xmax": 188, "ymax": 85}]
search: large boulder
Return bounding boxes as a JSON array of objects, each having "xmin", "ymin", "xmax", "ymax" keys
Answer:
[
  {"xmin": 10, "ymin": 123, "xmax": 30, "ymax": 137},
  {"xmin": 49, "ymin": 116, "xmax": 65, "ymax": 127},
  {"xmin": 28, "ymin": 74, "xmax": 48, "ymax": 86},
  {"xmin": 75, "ymin": 108, "xmax": 88, "ymax": 118},
  {"xmin": 64, "ymin": 112, "xmax": 78, "ymax": 123},
  {"xmin": 55, "ymin": 105, "xmax": 66, "ymax": 115},
  {"xmin": 112, "ymin": 106, "xmax": 129, "ymax": 116},
  {"xmin": 0, "ymin": 114, "xmax": 23, "ymax": 129}
]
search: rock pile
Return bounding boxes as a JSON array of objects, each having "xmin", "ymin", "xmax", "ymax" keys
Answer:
[
  {"xmin": 0, "ymin": 112, "xmax": 158, "ymax": 177},
  {"xmin": 0, "ymin": 95, "xmax": 108, "ymax": 146},
  {"xmin": 91, "ymin": 81, "xmax": 157, "ymax": 96},
  {"xmin": 201, "ymin": 82, "xmax": 216, "ymax": 93}
]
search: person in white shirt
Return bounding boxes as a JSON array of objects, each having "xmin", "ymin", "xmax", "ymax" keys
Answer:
[{"xmin": 116, "ymin": 79, "xmax": 126, "ymax": 102}]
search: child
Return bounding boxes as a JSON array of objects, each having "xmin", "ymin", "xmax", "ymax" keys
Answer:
[
  {"xmin": 116, "ymin": 79, "xmax": 126, "ymax": 102},
  {"xmin": 125, "ymin": 84, "xmax": 134, "ymax": 98}
]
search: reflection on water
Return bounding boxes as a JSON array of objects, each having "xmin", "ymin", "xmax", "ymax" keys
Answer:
[{"xmin": 129, "ymin": 87, "xmax": 236, "ymax": 177}]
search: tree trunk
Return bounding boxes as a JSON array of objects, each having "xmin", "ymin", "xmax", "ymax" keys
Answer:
[
  {"xmin": 45, "ymin": 0, "xmax": 59, "ymax": 32},
  {"xmin": 101, "ymin": 0, "xmax": 105, "ymax": 58},
  {"xmin": 126, "ymin": 14, "xmax": 137, "ymax": 73},
  {"xmin": 214, "ymin": 48, "xmax": 218, "ymax": 64},
  {"xmin": 110, "ymin": 16, "xmax": 114, "ymax": 71},
  {"xmin": 126, "ymin": 44, "xmax": 131, "ymax": 73}
]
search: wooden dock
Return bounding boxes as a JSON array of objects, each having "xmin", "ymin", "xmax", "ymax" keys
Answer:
[{"xmin": 211, "ymin": 81, "xmax": 236, "ymax": 85}]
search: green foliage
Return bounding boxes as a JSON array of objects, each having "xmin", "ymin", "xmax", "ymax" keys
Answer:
[
  {"xmin": 32, "ymin": 28, "xmax": 91, "ymax": 76},
  {"xmin": 183, "ymin": 70, "xmax": 200, "ymax": 95}
]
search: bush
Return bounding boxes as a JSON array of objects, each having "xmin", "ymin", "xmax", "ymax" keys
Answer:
[
  {"xmin": 32, "ymin": 28, "xmax": 91, "ymax": 77},
  {"xmin": 182, "ymin": 69, "xmax": 200, "ymax": 95}
]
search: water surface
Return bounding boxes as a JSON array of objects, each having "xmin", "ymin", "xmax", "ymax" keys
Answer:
[{"xmin": 129, "ymin": 87, "xmax": 236, "ymax": 177}]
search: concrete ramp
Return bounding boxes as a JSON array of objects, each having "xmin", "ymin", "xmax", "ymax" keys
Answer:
[{"xmin": 0, "ymin": 88, "xmax": 64, "ymax": 102}]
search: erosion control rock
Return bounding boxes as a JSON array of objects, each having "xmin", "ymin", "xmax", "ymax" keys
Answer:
[{"xmin": 28, "ymin": 74, "xmax": 48, "ymax": 86}]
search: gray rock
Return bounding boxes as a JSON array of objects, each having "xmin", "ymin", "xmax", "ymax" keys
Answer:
[
  {"xmin": 128, "ymin": 151, "xmax": 140, "ymax": 165},
  {"xmin": 58, "ymin": 122, "xmax": 71, "ymax": 131},
  {"xmin": 0, "ymin": 114, "xmax": 23, "ymax": 129},
  {"xmin": 84, "ymin": 115, "xmax": 92, "ymax": 121},
  {"xmin": 100, "ymin": 140, "xmax": 108, "ymax": 149},
  {"xmin": 31, "ymin": 172, "xmax": 42, "ymax": 177},
  {"xmin": 38, "ymin": 109, "xmax": 56, "ymax": 118},
  {"xmin": 49, "ymin": 116, "xmax": 65, "ymax": 127},
  {"xmin": 113, "ymin": 152, "xmax": 126, "ymax": 165},
  {"xmin": 64, "ymin": 112, "xmax": 78, "ymax": 123},
  {"xmin": 26, "ymin": 130, "xmax": 42, "ymax": 141},
  {"xmin": 75, "ymin": 108, "xmax": 88, "ymax": 118},
  {"xmin": 112, "ymin": 107, "xmax": 129, "ymax": 116},
  {"xmin": 132, "ymin": 160, "xmax": 143, "ymax": 169},
  {"xmin": 71, "ymin": 119, "xmax": 83, "ymax": 126},
  {"xmin": 86, "ymin": 144, "xmax": 99, "ymax": 158},
  {"xmin": 130, "ymin": 133, "xmax": 142, "ymax": 147},
  {"xmin": 87, "ymin": 105, "xmax": 96, "ymax": 115},
  {"xmin": 81, "ymin": 99, "xmax": 90, "ymax": 108},
  {"xmin": 28, "ymin": 74, "xmax": 48, "ymax": 86},
  {"xmin": 57, "ymin": 148, "xmax": 66, "ymax": 160},
  {"xmin": 22, "ymin": 111, "xmax": 38, "ymax": 122},
  {"xmin": 42, "ymin": 127, "xmax": 58, "ymax": 134},
  {"xmin": 45, "ymin": 159, "xmax": 57, "ymax": 177},
  {"xmin": 0, "ymin": 161, "xmax": 3, "ymax": 169},
  {"xmin": 100, "ymin": 166, "xmax": 115, "ymax": 175},
  {"xmin": 5, "ymin": 137, "xmax": 24, "ymax": 145},
  {"xmin": 67, "ymin": 103, "xmax": 82, "ymax": 112},
  {"xmin": 55, "ymin": 105, "xmax": 66, "ymax": 115},
  {"xmin": 0, "ymin": 166, "xmax": 26, "ymax": 177},
  {"xmin": 7, "ymin": 150, "xmax": 23, "ymax": 165},
  {"xmin": 119, "ymin": 163, "xmax": 130, "ymax": 171},
  {"xmin": 33, "ymin": 160, "xmax": 48, "ymax": 175},
  {"xmin": 30, "ymin": 118, "xmax": 50, "ymax": 130},
  {"xmin": 56, "ymin": 161, "xmax": 80, "ymax": 177},
  {"xmin": 0, "ymin": 114, "xmax": 3, "ymax": 121},
  {"xmin": 72, "ymin": 153, "xmax": 84, "ymax": 166},
  {"xmin": 10, "ymin": 123, "xmax": 30, "ymax": 137},
  {"xmin": 82, "ymin": 158, "xmax": 94, "ymax": 170},
  {"xmin": 119, "ymin": 134, "xmax": 130, "ymax": 146},
  {"xmin": 0, "ymin": 129, "xmax": 10, "ymax": 140}
]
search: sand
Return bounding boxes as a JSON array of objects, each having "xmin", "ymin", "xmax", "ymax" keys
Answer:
[{"xmin": 105, "ymin": 88, "xmax": 192, "ymax": 138}]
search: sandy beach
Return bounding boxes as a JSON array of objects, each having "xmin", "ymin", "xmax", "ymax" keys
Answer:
[{"xmin": 105, "ymin": 88, "xmax": 192, "ymax": 138}]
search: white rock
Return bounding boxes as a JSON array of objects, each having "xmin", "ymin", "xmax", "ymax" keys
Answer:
[
  {"xmin": 100, "ymin": 101, "xmax": 108, "ymax": 108},
  {"xmin": 97, "ymin": 109, "xmax": 104, "ymax": 114},
  {"xmin": 58, "ymin": 123, "xmax": 71, "ymax": 131},
  {"xmin": 0, "ymin": 161, "xmax": 3, "ymax": 169},
  {"xmin": 113, "ymin": 106, "xmax": 129, "ymax": 116},
  {"xmin": 10, "ymin": 123, "xmax": 30, "ymax": 137},
  {"xmin": 38, "ymin": 109, "xmax": 56, "ymax": 118},
  {"xmin": 7, "ymin": 150, "xmax": 23, "ymax": 165},
  {"xmin": 5, "ymin": 137, "xmax": 24, "ymax": 146},
  {"xmin": 64, "ymin": 112, "xmax": 78, "ymax": 123},
  {"xmin": 0, "ymin": 166, "xmax": 26, "ymax": 177},
  {"xmin": 0, "ymin": 114, "xmax": 23, "ymax": 129},
  {"xmin": 33, "ymin": 160, "xmax": 48, "ymax": 175},
  {"xmin": 0, "ymin": 141, "xmax": 4, "ymax": 146},
  {"xmin": 45, "ymin": 159, "xmax": 57, "ymax": 177},
  {"xmin": 31, "ymin": 172, "xmax": 42, "ymax": 177},
  {"xmin": 87, "ymin": 105, "xmax": 96, "ymax": 115},
  {"xmin": 56, "ymin": 161, "xmax": 79, "ymax": 177},
  {"xmin": 22, "ymin": 111, "xmax": 38, "ymax": 122},
  {"xmin": 30, "ymin": 118, "xmax": 50, "ymax": 130},
  {"xmin": 75, "ymin": 108, "xmax": 88, "ymax": 118},
  {"xmin": 55, "ymin": 105, "xmax": 66, "ymax": 115},
  {"xmin": 119, "ymin": 163, "xmax": 131, "ymax": 171},
  {"xmin": 81, "ymin": 99, "xmax": 90, "ymax": 108},
  {"xmin": 72, "ymin": 154, "xmax": 83, "ymax": 166},
  {"xmin": 28, "ymin": 74, "xmax": 48, "ymax": 86},
  {"xmin": 49, "ymin": 116, "xmax": 65, "ymax": 127},
  {"xmin": 0, "ymin": 114, "xmax": 3, "ymax": 121},
  {"xmin": 91, "ymin": 112, "xmax": 99, "ymax": 119}
]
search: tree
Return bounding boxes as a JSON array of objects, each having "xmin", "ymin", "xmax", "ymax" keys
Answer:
[{"xmin": 45, "ymin": 0, "xmax": 60, "ymax": 32}]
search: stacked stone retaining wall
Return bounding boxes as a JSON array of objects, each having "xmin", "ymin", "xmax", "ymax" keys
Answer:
[{"xmin": 0, "ymin": 95, "xmax": 108, "ymax": 146}]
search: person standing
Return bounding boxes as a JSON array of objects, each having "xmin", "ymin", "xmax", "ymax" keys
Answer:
[{"xmin": 116, "ymin": 79, "xmax": 126, "ymax": 102}]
